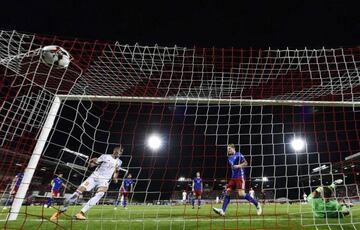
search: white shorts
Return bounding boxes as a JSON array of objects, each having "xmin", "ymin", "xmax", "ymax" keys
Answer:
[{"xmin": 80, "ymin": 175, "xmax": 109, "ymax": 192}]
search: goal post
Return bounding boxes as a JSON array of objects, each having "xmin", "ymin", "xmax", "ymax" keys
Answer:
[
  {"xmin": 58, "ymin": 94, "xmax": 360, "ymax": 107},
  {"xmin": 7, "ymin": 96, "xmax": 61, "ymax": 221}
]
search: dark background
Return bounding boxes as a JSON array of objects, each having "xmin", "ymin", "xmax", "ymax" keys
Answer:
[{"xmin": 1, "ymin": 0, "xmax": 359, "ymax": 48}]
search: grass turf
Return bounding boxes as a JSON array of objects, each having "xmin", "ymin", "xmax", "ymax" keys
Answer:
[{"xmin": 0, "ymin": 203, "xmax": 359, "ymax": 230}]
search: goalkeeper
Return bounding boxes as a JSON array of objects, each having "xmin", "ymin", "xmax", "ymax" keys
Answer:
[{"xmin": 307, "ymin": 179, "xmax": 350, "ymax": 218}]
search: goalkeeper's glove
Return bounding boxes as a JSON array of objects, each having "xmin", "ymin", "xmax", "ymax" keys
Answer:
[{"xmin": 329, "ymin": 179, "xmax": 343, "ymax": 190}]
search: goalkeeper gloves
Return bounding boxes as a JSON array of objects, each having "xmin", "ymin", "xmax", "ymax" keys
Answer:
[{"xmin": 329, "ymin": 179, "xmax": 343, "ymax": 190}]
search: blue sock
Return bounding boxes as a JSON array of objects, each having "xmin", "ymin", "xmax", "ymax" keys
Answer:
[
  {"xmin": 191, "ymin": 198, "xmax": 195, "ymax": 207},
  {"xmin": 115, "ymin": 199, "xmax": 119, "ymax": 207},
  {"xmin": 244, "ymin": 193, "xmax": 258, "ymax": 206},
  {"xmin": 222, "ymin": 195, "xmax": 230, "ymax": 212},
  {"xmin": 123, "ymin": 200, "xmax": 127, "ymax": 207},
  {"xmin": 198, "ymin": 199, "xmax": 201, "ymax": 207},
  {"xmin": 47, "ymin": 197, "xmax": 53, "ymax": 207}
]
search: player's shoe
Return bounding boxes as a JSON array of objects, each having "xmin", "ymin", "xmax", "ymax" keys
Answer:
[
  {"xmin": 213, "ymin": 207, "xmax": 225, "ymax": 216},
  {"xmin": 256, "ymin": 203, "xmax": 262, "ymax": 215},
  {"xmin": 192, "ymin": 206, "xmax": 194, "ymax": 209},
  {"xmin": 75, "ymin": 212, "xmax": 86, "ymax": 220},
  {"xmin": 198, "ymin": 206, "xmax": 201, "ymax": 209},
  {"xmin": 50, "ymin": 211, "xmax": 63, "ymax": 222}
]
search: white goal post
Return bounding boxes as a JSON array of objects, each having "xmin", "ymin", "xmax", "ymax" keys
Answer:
[
  {"xmin": 58, "ymin": 95, "xmax": 360, "ymax": 107},
  {"xmin": 7, "ymin": 97, "xmax": 61, "ymax": 221}
]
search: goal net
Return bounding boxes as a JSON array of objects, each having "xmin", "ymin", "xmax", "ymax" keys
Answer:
[{"xmin": 0, "ymin": 30, "xmax": 359, "ymax": 229}]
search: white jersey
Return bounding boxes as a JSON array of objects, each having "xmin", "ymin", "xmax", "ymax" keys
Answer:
[
  {"xmin": 91, "ymin": 154, "xmax": 122, "ymax": 181},
  {"xmin": 249, "ymin": 190, "xmax": 255, "ymax": 198},
  {"xmin": 182, "ymin": 192, "xmax": 187, "ymax": 200}
]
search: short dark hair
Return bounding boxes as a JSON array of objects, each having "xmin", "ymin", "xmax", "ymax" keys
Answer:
[{"xmin": 114, "ymin": 145, "xmax": 124, "ymax": 152}]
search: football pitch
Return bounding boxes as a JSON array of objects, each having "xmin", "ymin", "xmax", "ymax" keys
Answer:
[{"xmin": 0, "ymin": 203, "xmax": 359, "ymax": 230}]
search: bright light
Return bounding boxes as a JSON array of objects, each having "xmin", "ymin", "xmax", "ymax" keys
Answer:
[
  {"xmin": 178, "ymin": 177, "xmax": 185, "ymax": 182},
  {"xmin": 291, "ymin": 138, "xmax": 306, "ymax": 152},
  {"xmin": 254, "ymin": 177, "xmax": 269, "ymax": 182},
  {"xmin": 147, "ymin": 134, "xmax": 162, "ymax": 151}
]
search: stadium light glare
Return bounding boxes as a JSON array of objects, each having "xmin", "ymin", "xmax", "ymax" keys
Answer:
[
  {"xmin": 147, "ymin": 134, "xmax": 162, "ymax": 151},
  {"xmin": 178, "ymin": 177, "xmax": 185, "ymax": 182},
  {"xmin": 291, "ymin": 137, "xmax": 306, "ymax": 152}
]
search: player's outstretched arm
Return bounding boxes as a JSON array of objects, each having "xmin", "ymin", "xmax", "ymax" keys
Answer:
[{"xmin": 88, "ymin": 158, "xmax": 98, "ymax": 168}]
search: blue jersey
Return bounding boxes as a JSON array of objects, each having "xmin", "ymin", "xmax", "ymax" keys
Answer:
[
  {"xmin": 228, "ymin": 151, "xmax": 246, "ymax": 179},
  {"xmin": 123, "ymin": 179, "xmax": 133, "ymax": 191},
  {"xmin": 51, "ymin": 177, "xmax": 63, "ymax": 190},
  {"xmin": 193, "ymin": 177, "xmax": 202, "ymax": 191},
  {"xmin": 15, "ymin": 172, "xmax": 24, "ymax": 187}
]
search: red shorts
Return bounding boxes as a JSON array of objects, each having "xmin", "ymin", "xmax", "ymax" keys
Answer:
[
  {"xmin": 52, "ymin": 190, "xmax": 60, "ymax": 198},
  {"xmin": 193, "ymin": 190, "xmax": 202, "ymax": 197},
  {"xmin": 227, "ymin": 178, "xmax": 245, "ymax": 190},
  {"xmin": 120, "ymin": 188, "xmax": 129, "ymax": 197}
]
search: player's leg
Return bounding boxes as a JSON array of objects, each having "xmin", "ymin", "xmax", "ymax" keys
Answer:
[
  {"xmin": 237, "ymin": 179, "xmax": 262, "ymax": 215},
  {"xmin": 3, "ymin": 188, "xmax": 16, "ymax": 209},
  {"xmin": 46, "ymin": 192, "xmax": 54, "ymax": 208},
  {"xmin": 114, "ymin": 192, "xmax": 121, "ymax": 210},
  {"xmin": 197, "ymin": 194, "xmax": 202, "ymax": 208},
  {"xmin": 213, "ymin": 181, "xmax": 233, "ymax": 216},
  {"xmin": 76, "ymin": 180, "xmax": 108, "ymax": 220},
  {"xmin": 191, "ymin": 192, "xmax": 196, "ymax": 208},
  {"xmin": 50, "ymin": 178, "xmax": 94, "ymax": 221},
  {"xmin": 122, "ymin": 192, "xmax": 128, "ymax": 208}
]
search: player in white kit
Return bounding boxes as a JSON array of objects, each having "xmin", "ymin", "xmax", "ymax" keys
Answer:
[
  {"xmin": 51, "ymin": 146, "xmax": 124, "ymax": 221},
  {"xmin": 303, "ymin": 192, "xmax": 308, "ymax": 204},
  {"xmin": 182, "ymin": 190, "xmax": 187, "ymax": 204}
]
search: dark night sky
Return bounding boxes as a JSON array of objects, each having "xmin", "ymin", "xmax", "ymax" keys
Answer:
[{"xmin": 1, "ymin": 0, "xmax": 359, "ymax": 48}]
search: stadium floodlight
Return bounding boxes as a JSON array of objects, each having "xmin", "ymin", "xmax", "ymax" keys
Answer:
[
  {"xmin": 147, "ymin": 134, "xmax": 162, "ymax": 151},
  {"xmin": 312, "ymin": 165, "xmax": 328, "ymax": 172},
  {"xmin": 178, "ymin": 177, "xmax": 186, "ymax": 182},
  {"xmin": 254, "ymin": 177, "xmax": 269, "ymax": 182},
  {"xmin": 291, "ymin": 137, "xmax": 306, "ymax": 152}
]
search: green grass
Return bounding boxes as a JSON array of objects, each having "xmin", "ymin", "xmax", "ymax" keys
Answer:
[{"xmin": 0, "ymin": 203, "xmax": 359, "ymax": 230}]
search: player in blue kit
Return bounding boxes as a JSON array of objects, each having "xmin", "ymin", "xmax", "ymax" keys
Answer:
[
  {"xmin": 191, "ymin": 172, "xmax": 203, "ymax": 209},
  {"xmin": 213, "ymin": 144, "xmax": 262, "ymax": 216},
  {"xmin": 45, "ymin": 173, "xmax": 66, "ymax": 208},
  {"xmin": 3, "ymin": 172, "xmax": 24, "ymax": 210},
  {"xmin": 115, "ymin": 173, "xmax": 133, "ymax": 210}
]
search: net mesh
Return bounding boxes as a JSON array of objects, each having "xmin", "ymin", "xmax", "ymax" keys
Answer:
[{"xmin": 0, "ymin": 30, "xmax": 359, "ymax": 229}]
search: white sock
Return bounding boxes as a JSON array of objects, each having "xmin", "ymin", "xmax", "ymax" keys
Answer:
[
  {"xmin": 61, "ymin": 191, "xmax": 81, "ymax": 212},
  {"xmin": 81, "ymin": 192, "xmax": 105, "ymax": 213}
]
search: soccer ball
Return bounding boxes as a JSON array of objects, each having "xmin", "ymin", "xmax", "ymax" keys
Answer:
[{"xmin": 41, "ymin": 45, "xmax": 71, "ymax": 69}]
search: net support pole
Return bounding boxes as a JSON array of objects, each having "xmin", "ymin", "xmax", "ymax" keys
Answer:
[{"xmin": 7, "ymin": 96, "xmax": 61, "ymax": 221}]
